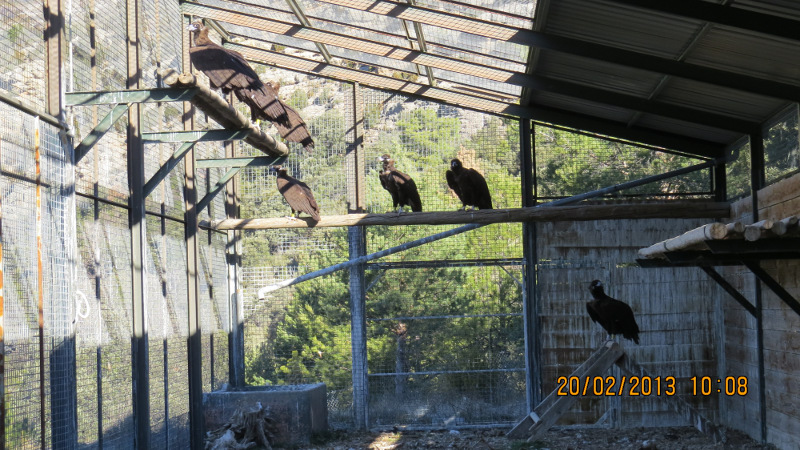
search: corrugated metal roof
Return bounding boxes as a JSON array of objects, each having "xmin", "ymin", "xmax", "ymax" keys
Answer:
[{"xmin": 182, "ymin": 0, "xmax": 800, "ymax": 157}]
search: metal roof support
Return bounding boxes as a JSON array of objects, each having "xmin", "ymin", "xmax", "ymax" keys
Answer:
[
  {"xmin": 606, "ymin": 0, "xmax": 800, "ymax": 43},
  {"xmin": 698, "ymin": 266, "xmax": 756, "ymax": 317},
  {"xmin": 284, "ymin": 0, "xmax": 333, "ymax": 63},
  {"xmin": 197, "ymin": 168, "xmax": 242, "ymax": 211},
  {"xmin": 229, "ymin": 43, "xmax": 726, "ymax": 157},
  {"xmin": 744, "ymin": 262, "xmax": 800, "ymax": 318},
  {"xmin": 316, "ymin": 0, "xmax": 800, "ymax": 102},
  {"xmin": 404, "ymin": 0, "xmax": 436, "ymax": 87},
  {"xmin": 366, "ymin": 258, "xmax": 523, "ymax": 269},
  {"xmin": 183, "ymin": 3, "xmax": 756, "ymax": 132},
  {"xmin": 74, "ymin": 103, "xmax": 131, "ymax": 162},
  {"xmin": 749, "ymin": 130, "xmax": 767, "ymax": 445},
  {"xmin": 65, "ymin": 88, "xmax": 198, "ymax": 105},
  {"xmin": 142, "ymin": 129, "xmax": 251, "ymax": 143},
  {"xmin": 196, "ymin": 155, "xmax": 287, "ymax": 169},
  {"xmin": 143, "ymin": 142, "xmax": 196, "ymax": 198}
]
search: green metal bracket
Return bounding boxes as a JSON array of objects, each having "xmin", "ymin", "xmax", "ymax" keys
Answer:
[
  {"xmin": 75, "ymin": 103, "xmax": 131, "ymax": 163},
  {"xmin": 197, "ymin": 167, "xmax": 241, "ymax": 212},
  {"xmin": 143, "ymin": 142, "xmax": 196, "ymax": 198},
  {"xmin": 196, "ymin": 155, "xmax": 287, "ymax": 169},
  {"xmin": 142, "ymin": 129, "xmax": 251, "ymax": 143},
  {"xmin": 65, "ymin": 87, "xmax": 198, "ymax": 106}
]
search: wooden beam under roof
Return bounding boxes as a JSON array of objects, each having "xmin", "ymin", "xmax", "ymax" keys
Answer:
[
  {"xmin": 316, "ymin": 0, "xmax": 800, "ymax": 102},
  {"xmin": 606, "ymin": 0, "xmax": 800, "ymax": 43},
  {"xmin": 227, "ymin": 42, "xmax": 726, "ymax": 158},
  {"xmin": 183, "ymin": 2, "xmax": 758, "ymax": 133}
]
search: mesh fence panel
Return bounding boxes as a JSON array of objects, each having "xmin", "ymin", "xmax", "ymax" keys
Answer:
[
  {"xmin": 0, "ymin": 0, "xmax": 46, "ymax": 110},
  {"xmin": 764, "ymin": 105, "xmax": 800, "ymax": 185}
]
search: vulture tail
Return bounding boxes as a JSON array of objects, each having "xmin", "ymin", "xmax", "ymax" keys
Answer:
[
  {"xmin": 239, "ymin": 87, "xmax": 290, "ymax": 127},
  {"xmin": 273, "ymin": 101, "xmax": 315, "ymax": 152}
]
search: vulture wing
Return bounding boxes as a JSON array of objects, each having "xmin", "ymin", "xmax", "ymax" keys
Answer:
[
  {"xmin": 611, "ymin": 300, "xmax": 640, "ymax": 344},
  {"xmin": 465, "ymin": 168, "xmax": 493, "ymax": 209},
  {"xmin": 379, "ymin": 171, "xmax": 400, "ymax": 208},
  {"xmin": 278, "ymin": 175, "xmax": 321, "ymax": 221},
  {"xmin": 393, "ymin": 170, "xmax": 422, "ymax": 212},
  {"xmin": 271, "ymin": 101, "xmax": 315, "ymax": 151},
  {"xmin": 446, "ymin": 170, "xmax": 463, "ymax": 203}
]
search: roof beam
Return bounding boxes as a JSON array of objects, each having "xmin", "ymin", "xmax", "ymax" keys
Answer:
[
  {"xmin": 228, "ymin": 42, "xmax": 726, "ymax": 158},
  {"xmin": 606, "ymin": 0, "xmax": 800, "ymax": 42},
  {"xmin": 284, "ymin": 0, "xmax": 333, "ymax": 63},
  {"xmin": 184, "ymin": 3, "xmax": 755, "ymax": 133},
  {"xmin": 316, "ymin": 0, "xmax": 800, "ymax": 102}
]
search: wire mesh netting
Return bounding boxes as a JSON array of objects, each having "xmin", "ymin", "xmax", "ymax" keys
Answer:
[
  {"xmin": 0, "ymin": 0, "xmax": 46, "ymax": 110},
  {"xmin": 534, "ymin": 124, "xmax": 714, "ymax": 200},
  {"xmin": 764, "ymin": 105, "xmax": 799, "ymax": 186}
]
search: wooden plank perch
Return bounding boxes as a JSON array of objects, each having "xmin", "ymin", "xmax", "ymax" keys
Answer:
[
  {"xmin": 159, "ymin": 68, "xmax": 289, "ymax": 157},
  {"xmin": 638, "ymin": 221, "xmax": 730, "ymax": 259},
  {"xmin": 205, "ymin": 201, "xmax": 730, "ymax": 230}
]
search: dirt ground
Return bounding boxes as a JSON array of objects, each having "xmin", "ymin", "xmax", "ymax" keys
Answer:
[{"xmin": 304, "ymin": 426, "xmax": 774, "ymax": 450}]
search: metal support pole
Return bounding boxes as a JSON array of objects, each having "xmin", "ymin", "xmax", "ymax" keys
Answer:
[
  {"xmin": 348, "ymin": 226, "xmax": 368, "ymax": 429},
  {"xmin": 347, "ymin": 83, "xmax": 366, "ymax": 214},
  {"xmin": 520, "ymin": 118, "xmax": 541, "ymax": 410},
  {"xmin": 224, "ymin": 98, "xmax": 245, "ymax": 386},
  {"xmin": 0, "ymin": 140, "xmax": 5, "ymax": 449},
  {"xmin": 749, "ymin": 132, "xmax": 767, "ymax": 444},
  {"xmin": 127, "ymin": 0, "xmax": 150, "ymax": 446},
  {"xmin": 183, "ymin": 14, "xmax": 205, "ymax": 450}
]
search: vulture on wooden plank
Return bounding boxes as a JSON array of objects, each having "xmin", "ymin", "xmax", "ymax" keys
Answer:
[
  {"xmin": 445, "ymin": 158, "xmax": 492, "ymax": 210},
  {"xmin": 187, "ymin": 21, "xmax": 289, "ymax": 126},
  {"xmin": 586, "ymin": 280, "xmax": 640, "ymax": 344},
  {"xmin": 273, "ymin": 166, "xmax": 320, "ymax": 221},
  {"xmin": 377, "ymin": 154, "xmax": 422, "ymax": 212},
  {"xmin": 187, "ymin": 21, "xmax": 315, "ymax": 151}
]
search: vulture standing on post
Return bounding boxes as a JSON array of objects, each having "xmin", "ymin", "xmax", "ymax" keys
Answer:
[
  {"xmin": 273, "ymin": 166, "xmax": 320, "ymax": 222},
  {"xmin": 187, "ymin": 21, "xmax": 314, "ymax": 151},
  {"xmin": 586, "ymin": 280, "xmax": 640, "ymax": 344},
  {"xmin": 377, "ymin": 154, "xmax": 422, "ymax": 212},
  {"xmin": 445, "ymin": 158, "xmax": 493, "ymax": 210}
]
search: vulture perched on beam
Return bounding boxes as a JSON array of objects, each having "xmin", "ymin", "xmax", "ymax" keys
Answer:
[
  {"xmin": 445, "ymin": 158, "xmax": 492, "ymax": 210},
  {"xmin": 586, "ymin": 280, "xmax": 640, "ymax": 344},
  {"xmin": 187, "ymin": 21, "xmax": 314, "ymax": 151},
  {"xmin": 377, "ymin": 154, "xmax": 422, "ymax": 212},
  {"xmin": 273, "ymin": 166, "xmax": 320, "ymax": 221}
]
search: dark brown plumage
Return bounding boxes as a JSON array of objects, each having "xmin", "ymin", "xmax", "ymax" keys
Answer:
[
  {"xmin": 274, "ymin": 166, "xmax": 320, "ymax": 221},
  {"xmin": 187, "ymin": 21, "xmax": 289, "ymax": 126},
  {"xmin": 586, "ymin": 280, "xmax": 640, "ymax": 344},
  {"xmin": 445, "ymin": 158, "xmax": 492, "ymax": 210},
  {"xmin": 377, "ymin": 154, "xmax": 422, "ymax": 212},
  {"xmin": 188, "ymin": 22, "xmax": 314, "ymax": 151}
]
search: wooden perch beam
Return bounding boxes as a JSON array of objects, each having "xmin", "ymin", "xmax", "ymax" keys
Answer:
[
  {"xmin": 159, "ymin": 69, "xmax": 289, "ymax": 156},
  {"xmin": 205, "ymin": 201, "xmax": 730, "ymax": 230}
]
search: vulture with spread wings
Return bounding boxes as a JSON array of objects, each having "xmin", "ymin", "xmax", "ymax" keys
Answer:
[
  {"xmin": 274, "ymin": 166, "xmax": 320, "ymax": 222},
  {"xmin": 187, "ymin": 21, "xmax": 314, "ymax": 151},
  {"xmin": 586, "ymin": 280, "xmax": 640, "ymax": 344},
  {"xmin": 446, "ymin": 158, "xmax": 493, "ymax": 210},
  {"xmin": 378, "ymin": 154, "xmax": 422, "ymax": 212}
]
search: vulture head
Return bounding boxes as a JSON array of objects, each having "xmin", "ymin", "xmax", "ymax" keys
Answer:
[
  {"xmin": 377, "ymin": 154, "xmax": 394, "ymax": 169},
  {"xmin": 271, "ymin": 165, "xmax": 288, "ymax": 177},
  {"xmin": 589, "ymin": 279, "xmax": 605, "ymax": 297},
  {"xmin": 450, "ymin": 158, "xmax": 463, "ymax": 173},
  {"xmin": 186, "ymin": 20, "xmax": 209, "ymax": 44}
]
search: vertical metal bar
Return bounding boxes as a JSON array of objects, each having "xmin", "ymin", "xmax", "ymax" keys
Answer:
[
  {"xmin": 713, "ymin": 160, "xmax": 727, "ymax": 202},
  {"xmin": 127, "ymin": 0, "xmax": 150, "ymax": 447},
  {"xmin": 348, "ymin": 226, "xmax": 368, "ymax": 430},
  {"xmin": 183, "ymin": 14, "xmax": 205, "ymax": 450},
  {"xmin": 347, "ymin": 83, "xmax": 366, "ymax": 213},
  {"xmin": 224, "ymin": 98, "xmax": 245, "ymax": 386},
  {"xmin": 520, "ymin": 119, "xmax": 541, "ymax": 410},
  {"xmin": 0, "ymin": 139, "xmax": 7, "ymax": 450},
  {"xmin": 44, "ymin": 0, "xmax": 64, "ymax": 121},
  {"xmin": 35, "ymin": 119, "xmax": 47, "ymax": 450},
  {"xmin": 348, "ymin": 82, "xmax": 369, "ymax": 429},
  {"xmin": 749, "ymin": 132, "xmax": 767, "ymax": 444}
]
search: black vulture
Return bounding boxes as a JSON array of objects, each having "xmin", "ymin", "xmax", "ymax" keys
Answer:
[
  {"xmin": 187, "ymin": 21, "xmax": 289, "ymax": 126},
  {"xmin": 377, "ymin": 154, "xmax": 422, "ymax": 212},
  {"xmin": 586, "ymin": 280, "xmax": 640, "ymax": 344},
  {"xmin": 445, "ymin": 158, "xmax": 492, "ymax": 210},
  {"xmin": 273, "ymin": 166, "xmax": 320, "ymax": 221},
  {"xmin": 187, "ymin": 22, "xmax": 314, "ymax": 151}
]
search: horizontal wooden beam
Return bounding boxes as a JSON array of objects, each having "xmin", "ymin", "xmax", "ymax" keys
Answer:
[
  {"xmin": 205, "ymin": 201, "xmax": 730, "ymax": 230},
  {"xmin": 229, "ymin": 43, "xmax": 726, "ymax": 157},
  {"xmin": 159, "ymin": 69, "xmax": 289, "ymax": 156}
]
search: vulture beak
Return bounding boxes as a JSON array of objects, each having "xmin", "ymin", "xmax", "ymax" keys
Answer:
[
  {"xmin": 377, "ymin": 155, "xmax": 387, "ymax": 162},
  {"xmin": 187, "ymin": 23, "xmax": 199, "ymax": 31}
]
